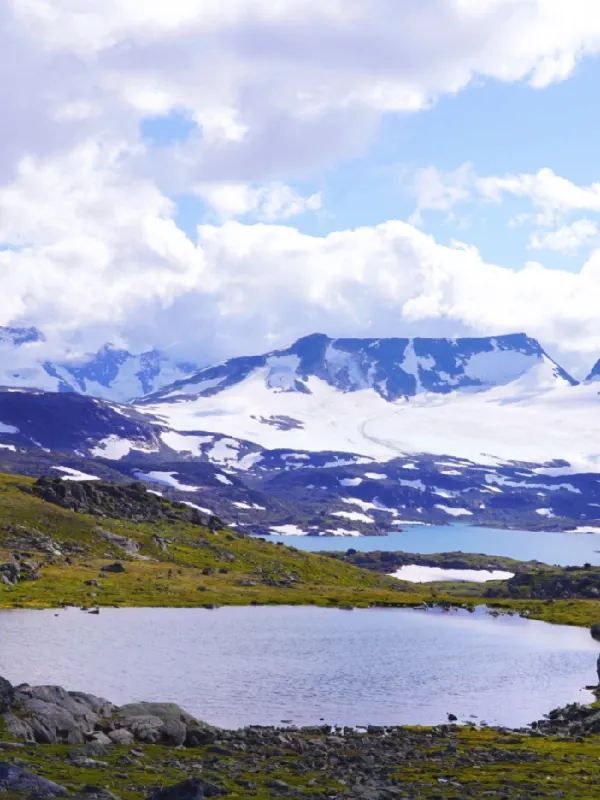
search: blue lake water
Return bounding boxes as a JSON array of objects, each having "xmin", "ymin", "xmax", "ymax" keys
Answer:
[
  {"xmin": 0, "ymin": 606, "xmax": 597, "ymax": 729},
  {"xmin": 268, "ymin": 524, "xmax": 600, "ymax": 565}
]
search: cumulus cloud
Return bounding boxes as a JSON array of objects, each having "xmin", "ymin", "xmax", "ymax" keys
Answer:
[
  {"xmin": 195, "ymin": 182, "xmax": 322, "ymax": 221},
  {"xmin": 1, "ymin": 144, "xmax": 598, "ymax": 375},
  {"xmin": 529, "ymin": 219, "xmax": 600, "ymax": 254},
  {"xmin": 2, "ymin": 2, "xmax": 600, "ymax": 374},
  {"xmin": 6, "ymin": 1, "xmax": 600, "ymax": 184}
]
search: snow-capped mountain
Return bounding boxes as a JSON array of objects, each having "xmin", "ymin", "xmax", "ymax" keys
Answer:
[
  {"xmin": 137, "ymin": 332, "xmax": 594, "ymax": 470},
  {"xmin": 0, "ymin": 386, "xmax": 599, "ymax": 536},
  {"xmin": 0, "ymin": 331, "xmax": 598, "ymax": 537},
  {"xmin": 587, "ymin": 359, "xmax": 600, "ymax": 381},
  {"xmin": 144, "ymin": 332, "xmax": 574, "ymax": 403},
  {"xmin": 0, "ymin": 327, "xmax": 198, "ymax": 402}
]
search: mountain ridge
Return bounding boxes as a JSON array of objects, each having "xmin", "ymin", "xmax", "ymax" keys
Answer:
[
  {"xmin": 0, "ymin": 328, "xmax": 199, "ymax": 402},
  {"xmin": 143, "ymin": 331, "xmax": 576, "ymax": 404}
]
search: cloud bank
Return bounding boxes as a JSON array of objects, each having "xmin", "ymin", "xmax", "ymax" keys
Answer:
[{"xmin": 1, "ymin": 1, "xmax": 600, "ymax": 373}]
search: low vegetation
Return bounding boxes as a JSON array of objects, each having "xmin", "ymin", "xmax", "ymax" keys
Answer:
[
  {"xmin": 0, "ymin": 473, "xmax": 599, "ymax": 632},
  {"xmin": 1, "ymin": 723, "xmax": 599, "ymax": 799}
]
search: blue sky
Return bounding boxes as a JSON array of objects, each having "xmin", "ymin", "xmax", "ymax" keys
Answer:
[
  {"xmin": 145, "ymin": 55, "xmax": 600, "ymax": 274},
  {"xmin": 1, "ymin": 1, "xmax": 600, "ymax": 372}
]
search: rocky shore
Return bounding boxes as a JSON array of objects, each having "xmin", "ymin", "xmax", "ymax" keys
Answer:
[{"xmin": 1, "ymin": 675, "xmax": 599, "ymax": 799}]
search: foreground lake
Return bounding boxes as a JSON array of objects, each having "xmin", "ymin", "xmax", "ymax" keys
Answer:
[
  {"xmin": 1, "ymin": 606, "xmax": 596, "ymax": 729},
  {"xmin": 270, "ymin": 523, "xmax": 600, "ymax": 565}
]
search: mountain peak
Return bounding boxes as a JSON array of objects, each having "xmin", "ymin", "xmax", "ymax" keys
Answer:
[
  {"xmin": 586, "ymin": 358, "xmax": 600, "ymax": 382},
  {"xmin": 143, "ymin": 331, "xmax": 576, "ymax": 405},
  {"xmin": 0, "ymin": 326, "xmax": 44, "ymax": 346}
]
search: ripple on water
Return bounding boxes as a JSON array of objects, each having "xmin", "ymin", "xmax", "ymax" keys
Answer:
[{"xmin": 0, "ymin": 605, "xmax": 597, "ymax": 729}]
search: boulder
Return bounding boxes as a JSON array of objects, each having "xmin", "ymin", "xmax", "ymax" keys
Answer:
[
  {"xmin": 7, "ymin": 684, "xmax": 114, "ymax": 744},
  {"xmin": 0, "ymin": 762, "xmax": 66, "ymax": 797},
  {"xmin": 116, "ymin": 702, "xmax": 217, "ymax": 746},
  {"xmin": 100, "ymin": 562, "xmax": 126, "ymax": 574}
]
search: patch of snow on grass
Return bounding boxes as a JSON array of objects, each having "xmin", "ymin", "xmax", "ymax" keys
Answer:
[
  {"xmin": 391, "ymin": 565, "xmax": 514, "ymax": 583},
  {"xmin": 136, "ymin": 470, "xmax": 198, "ymax": 492},
  {"xmin": 53, "ymin": 466, "xmax": 99, "ymax": 481},
  {"xmin": 270, "ymin": 524, "xmax": 307, "ymax": 535}
]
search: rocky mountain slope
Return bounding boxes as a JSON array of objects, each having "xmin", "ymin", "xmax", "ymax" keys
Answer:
[
  {"xmin": 0, "ymin": 327, "xmax": 198, "ymax": 401},
  {"xmin": 0, "ymin": 332, "xmax": 598, "ymax": 535}
]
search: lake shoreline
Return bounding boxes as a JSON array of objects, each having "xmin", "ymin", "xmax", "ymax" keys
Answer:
[{"xmin": 1, "ymin": 671, "xmax": 599, "ymax": 800}]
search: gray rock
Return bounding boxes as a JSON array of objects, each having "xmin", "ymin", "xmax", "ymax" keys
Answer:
[
  {"xmin": 0, "ymin": 676, "xmax": 14, "ymax": 713},
  {"xmin": 94, "ymin": 528, "xmax": 140, "ymax": 556},
  {"xmin": 116, "ymin": 702, "xmax": 216, "ymax": 746},
  {"xmin": 0, "ymin": 762, "xmax": 66, "ymax": 797},
  {"xmin": 108, "ymin": 728, "xmax": 134, "ymax": 745},
  {"xmin": 100, "ymin": 562, "xmax": 126, "ymax": 574},
  {"xmin": 145, "ymin": 778, "xmax": 225, "ymax": 800},
  {"xmin": 72, "ymin": 787, "xmax": 121, "ymax": 800},
  {"xmin": 9, "ymin": 684, "xmax": 114, "ymax": 744}
]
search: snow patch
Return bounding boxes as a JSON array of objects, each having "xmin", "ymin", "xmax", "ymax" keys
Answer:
[
  {"xmin": 391, "ymin": 565, "xmax": 514, "ymax": 583},
  {"xmin": 434, "ymin": 504, "xmax": 473, "ymax": 516},
  {"xmin": 52, "ymin": 466, "xmax": 99, "ymax": 481},
  {"xmin": 332, "ymin": 510, "xmax": 374, "ymax": 523},
  {"xmin": 135, "ymin": 470, "xmax": 198, "ymax": 492}
]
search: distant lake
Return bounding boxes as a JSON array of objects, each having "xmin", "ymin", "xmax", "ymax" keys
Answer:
[
  {"xmin": 269, "ymin": 524, "xmax": 600, "ymax": 565},
  {"xmin": 1, "ymin": 606, "xmax": 597, "ymax": 729}
]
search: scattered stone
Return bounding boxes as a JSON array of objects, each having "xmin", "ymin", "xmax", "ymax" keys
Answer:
[
  {"xmin": 100, "ymin": 562, "xmax": 126, "ymax": 574},
  {"xmin": 146, "ymin": 778, "xmax": 225, "ymax": 800}
]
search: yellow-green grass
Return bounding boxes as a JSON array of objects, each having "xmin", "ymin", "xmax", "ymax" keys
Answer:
[
  {"xmin": 2, "ymin": 728, "xmax": 599, "ymax": 800},
  {"xmin": 0, "ymin": 473, "xmax": 598, "ymax": 628}
]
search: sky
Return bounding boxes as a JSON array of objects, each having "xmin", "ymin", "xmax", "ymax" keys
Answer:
[{"xmin": 2, "ymin": 1, "xmax": 600, "ymax": 376}]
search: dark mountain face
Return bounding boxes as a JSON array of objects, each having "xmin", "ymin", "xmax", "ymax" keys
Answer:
[
  {"xmin": 0, "ymin": 390, "xmax": 157, "ymax": 451},
  {"xmin": 142, "ymin": 332, "xmax": 576, "ymax": 404},
  {"xmin": 587, "ymin": 358, "xmax": 600, "ymax": 381}
]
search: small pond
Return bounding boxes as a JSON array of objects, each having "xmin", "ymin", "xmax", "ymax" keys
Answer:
[{"xmin": 1, "ymin": 606, "xmax": 596, "ymax": 729}]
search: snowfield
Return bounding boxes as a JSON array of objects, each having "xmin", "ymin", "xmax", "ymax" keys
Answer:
[{"xmin": 139, "ymin": 365, "xmax": 600, "ymax": 472}]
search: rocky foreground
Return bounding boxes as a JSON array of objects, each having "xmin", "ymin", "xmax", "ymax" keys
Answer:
[{"xmin": 1, "ymin": 675, "xmax": 599, "ymax": 799}]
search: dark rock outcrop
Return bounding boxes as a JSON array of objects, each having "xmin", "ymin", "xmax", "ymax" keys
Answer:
[
  {"xmin": 0, "ymin": 762, "xmax": 66, "ymax": 797},
  {"xmin": 29, "ymin": 478, "xmax": 222, "ymax": 530},
  {"xmin": 0, "ymin": 676, "xmax": 14, "ymax": 713},
  {"xmin": 0, "ymin": 677, "xmax": 218, "ymax": 748}
]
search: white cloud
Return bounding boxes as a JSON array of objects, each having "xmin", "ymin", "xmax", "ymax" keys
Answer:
[
  {"xmin": 2, "ymin": 2, "xmax": 600, "ymax": 374},
  {"xmin": 0, "ymin": 141, "xmax": 599, "ymax": 375},
  {"xmin": 479, "ymin": 168, "xmax": 600, "ymax": 226},
  {"xmin": 195, "ymin": 182, "xmax": 322, "ymax": 221},
  {"xmin": 5, "ymin": 1, "xmax": 600, "ymax": 185},
  {"xmin": 411, "ymin": 164, "xmax": 476, "ymax": 223},
  {"xmin": 529, "ymin": 219, "xmax": 600, "ymax": 253},
  {"xmin": 411, "ymin": 164, "xmax": 600, "ymax": 259}
]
